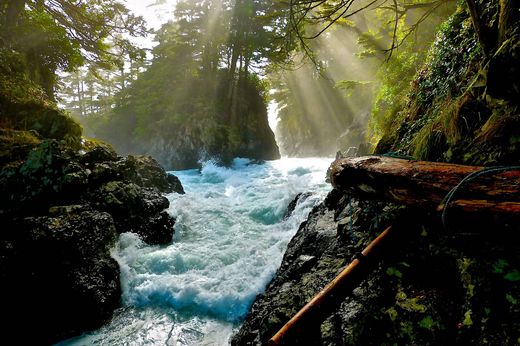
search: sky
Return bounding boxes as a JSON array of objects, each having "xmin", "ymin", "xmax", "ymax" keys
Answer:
[{"xmin": 124, "ymin": 0, "xmax": 178, "ymax": 47}]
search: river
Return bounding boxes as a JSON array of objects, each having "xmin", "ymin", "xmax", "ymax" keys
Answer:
[{"xmin": 58, "ymin": 157, "xmax": 332, "ymax": 345}]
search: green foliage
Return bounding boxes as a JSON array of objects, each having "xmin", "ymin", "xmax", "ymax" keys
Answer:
[
  {"xmin": 418, "ymin": 315, "xmax": 435, "ymax": 329},
  {"xmin": 0, "ymin": 0, "xmax": 147, "ymax": 97},
  {"xmin": 369, "ymin": 2, "xmax": 456, "ymax": 143},
  {"xmin": 0, "ymin": 48, "xmax": 82, "ymax": 147},
  {"xmin": 386, "ymin": 266, "xmax": 403, "ymax": 278},
  {"xmin": 375, "ymin": 1, "xmax": 520, "ymax": 166}
]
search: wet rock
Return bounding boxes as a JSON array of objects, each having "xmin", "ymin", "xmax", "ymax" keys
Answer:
[
  {"xmin": 87, "ymin": 181, "xmax": 174, "ymax": 244},
  {"xmin": 116, "ymin": 155, "xmax": 185, "ymax": 193},
  {"xmin": 283, "ymin": 192, "xmax": 313, "ymax": 219},
  {"xmin": 233, "ymin": 187, "xmax": 519, "ymax": 345},
  {"xmin": 167, "ymin": 173, "xmax": 185, "ymax": 194},
  {"xmin": 1, "ymin": 208, "xmax": 120, "ymax": 344},
  {"xmin": 0, "ymin": 138, "xmax": 184, "ymax": 343}
]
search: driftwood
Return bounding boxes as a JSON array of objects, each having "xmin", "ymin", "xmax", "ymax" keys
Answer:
[{"xmin": 330, "ymin": 156, "xmax": 520, "ymax": 215}]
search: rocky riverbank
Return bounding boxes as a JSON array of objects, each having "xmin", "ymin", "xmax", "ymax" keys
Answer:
[
  {"xmin": 232, "ymin": 184, "xmax": 519, "ymax": 345},
  {"xmin": 0, "ymin": 135, "xmax": 183, "ymax": 344},
  {"xmin": 234, "ymin": 3, "xmax": 519, "ymax": 344}
]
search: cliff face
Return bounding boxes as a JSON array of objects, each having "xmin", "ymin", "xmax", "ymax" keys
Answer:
[
  {"xmin": 233, "ymin": 2, "xmax": 519, "ymax": 345},
  {"xmin": 138, "ymin": 79, "xmax": 280, "ymax": 170},
  {"xmin": 92, "ymin": 73, "xmax": 280, "ymax": 170},
  {"xmin": 0, "ymin": 137, "xmax": 184, "ymax": 345},
  {"xmin": 0, "ymin": 52, "xmax": 184, "ymax": 344},
  {"xmin": 233, "ymin": 189, "xmax": 519, "ymax": 345}
]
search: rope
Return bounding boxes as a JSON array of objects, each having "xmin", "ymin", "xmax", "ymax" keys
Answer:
[
  {"xmin": 380, "ymin": 151, "xmax": 416, "ymax": 160},
  {"xmin": 441, "ymin": 165, "xmax": 520, "ymax": 231}
]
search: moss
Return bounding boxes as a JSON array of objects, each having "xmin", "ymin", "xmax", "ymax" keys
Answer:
[
  {"xmin": 0, "ymin": 129, "xmax": 42, "ymax": 166},
  {"xmin": 0, "ymin": 48, "xmax": 82, "ymax": 148},
  {"xmin": 374, "ymin": 2, "xmax": 519, "ymax": 166}
]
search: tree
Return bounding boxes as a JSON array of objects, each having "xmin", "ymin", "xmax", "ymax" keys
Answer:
[
  {"xmin": 286, "ymin": 0, "xmax": 518, "ymax": 59},
  {"xmin": 0, "ymin": 0, "xmax": 147, "ymax": 98}
]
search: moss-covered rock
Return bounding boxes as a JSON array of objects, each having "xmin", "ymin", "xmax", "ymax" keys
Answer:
[
  {"xmin": 233, "ymin": 188, "xmax": 519, "ymax": 345},
  {"xmin": 0, "ymin": 48, "xmax": 82, "ymax": 148},
  {"xmin": 0, "ymin": 136, "xmax": 184, "ymax": 343}
]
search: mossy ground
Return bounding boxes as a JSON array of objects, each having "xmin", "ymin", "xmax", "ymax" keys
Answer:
[{"xmin": 0, "ymin": 48, "xmax": 82, "ymax": 150}]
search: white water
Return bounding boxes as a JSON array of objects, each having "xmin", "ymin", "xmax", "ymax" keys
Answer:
[{"xmin": 58, "ymin": 157, "xmax": 332, "ymax": 345}]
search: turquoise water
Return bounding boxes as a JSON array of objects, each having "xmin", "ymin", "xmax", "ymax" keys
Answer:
[{"xmin": 59, "ymin": 158, "xmax": 332, "ymax": 345}]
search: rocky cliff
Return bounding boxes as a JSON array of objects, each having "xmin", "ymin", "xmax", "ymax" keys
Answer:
[
  {"xmin": 0, "ymin": 51, "xmax": 184, "ymax": 344},
  {"xmin": 233, "ymin": 185, "xmax": 518, "ymax": 345},
  {"xmin": 233, "ymin": 2, "xmax": 519, "ymax": 345},
  {"xmin": 91, "ymin": 69, "xmax": 280, "ymax": 170},
  {"xmin": 0, "ymin": 137, "xmax": 184, "ymax": 344}
]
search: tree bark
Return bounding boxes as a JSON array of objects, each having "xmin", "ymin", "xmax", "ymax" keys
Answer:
[
  {"xmin": 498, "ymin": 0, "xmax": 518, "ymax": 44},
  {"xmin": 330, "ymin": 156, "xmax": 520, "ymax": 212},
  {"xmin": 465, "ymin": 0, "xmax": 495, "ymax": 55},
  {"xmin": 3, "ymin": 0, "xmax": 26, "ymax": 42}
]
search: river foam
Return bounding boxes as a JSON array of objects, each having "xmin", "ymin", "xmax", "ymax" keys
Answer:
[{"xmin": 58, "ymin": 157, "xmax": 332, "ymax": 345}]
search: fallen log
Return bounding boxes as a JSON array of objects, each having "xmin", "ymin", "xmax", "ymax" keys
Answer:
[{"xmin": 330, "ymin": 156, "xmax": 520, "ymax": 213}]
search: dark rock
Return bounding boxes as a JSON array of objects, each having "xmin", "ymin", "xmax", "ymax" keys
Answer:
[
  {"xmin": 0, "ymin": 137, "xmax": 183, "ymax": 343},
  {"xmin": 233, "ymin": 188, "xmax": 519, "ymax": 345},
  {"xmin": 116, "ymin": 155, "xmax": 185, "ymax": 193},
  {"xmin": 80, "ymin": 143, "xmax": 119, "ymax": 164},
  {"xmin": 0, "ymin": 208, "xmax": 120, "ymax": 345},
  {"xmin": 0, "ymin": 52, "xmax": 184, "ymax": 343},
  {"xmin": 87, "ymin": 181, "xmax": 174, "ymax": 244},
  {"xmin": 167, "ymin": 173, "xmax": 185, "ymax": 194},
  {"xmin": 283, "ymin": 192, "xmax": 313, "ymax": 220}
]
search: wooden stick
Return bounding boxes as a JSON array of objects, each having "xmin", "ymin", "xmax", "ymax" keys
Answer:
[{"xmin": 268, "ymin": 226, "xmax": 393, "ymax": 346}]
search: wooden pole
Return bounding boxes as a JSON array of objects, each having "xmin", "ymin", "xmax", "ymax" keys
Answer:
[{"xmin": 269, "ymin": 226, "xmax": 393, "ymax": 346}]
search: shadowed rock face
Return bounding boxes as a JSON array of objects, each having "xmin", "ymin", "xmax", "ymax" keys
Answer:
[
  {"xmin": 0, "ymin": 138, "xmax": 184, "ymax": 344},
  {"xmin": 232, "ymin": 188, "xmax": 519, "ymax": 346}
]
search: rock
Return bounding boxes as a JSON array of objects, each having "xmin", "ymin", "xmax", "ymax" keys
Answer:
[
  {"xmin": 233, "ymin": 188, "xmax": 519, "ymax": 345},
  {"xmin": 116, "ymin": 155, "xmax": 185, "ymax": 193},
  {"xmin": 0, "ymin": 137, "xmax": 184, "ymax": 343},
  {"xmin": 283, "ymin": 192, "xmax": 313, "ymax": 219},
  {"xmin": 80, "ymin": 142, "xmax": 119, "ymax": 164},
  {"xmin": 0, "ymin": 128, "xmax": 41, "ymax": 165},
  {"xmin": 0, "ymin": 208, "xmax": 120, "ymax": 345},
  {"xmin": 87, "ymin": 181, "xmax": 174, "ymax": 244},
  {"xmin": 167, "ymin": 173, "xmax": 185, "ymax": 194}
]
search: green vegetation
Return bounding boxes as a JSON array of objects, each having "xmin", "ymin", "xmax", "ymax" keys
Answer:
[
  {"xmin": 0, "ymin": 48, "xmax": 81, "ymax": 148},
  {"xmin": 372, "ymin": 1, "xmax": 519, "ymax": 165}
]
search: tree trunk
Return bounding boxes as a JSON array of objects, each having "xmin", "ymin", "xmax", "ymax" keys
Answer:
[
  {"xmin": 465, "ymin": 0, "xmax": 495, "ymax": 55},
  {"xmin": 498, "ymin": 0, "xmax": 518, "ymax": 44},
  {"xmin": 330, "ymin": 156, "xmax": 520, "ymax": 213},
  {"xmin": 4, "ymin": 0, "xmax": 26, "ymax": 42}
]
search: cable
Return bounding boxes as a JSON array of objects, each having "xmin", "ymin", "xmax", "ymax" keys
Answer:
[{"xmin": 441, "ymin": 166, "xmax": 520, "ymax": 231}]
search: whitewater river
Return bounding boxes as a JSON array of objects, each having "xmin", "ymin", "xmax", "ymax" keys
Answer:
[{"xmin": 59, "ymin": 158, "xmax": 332, "ymax": 345}]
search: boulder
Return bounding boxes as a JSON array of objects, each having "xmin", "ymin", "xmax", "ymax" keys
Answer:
[
  {"xmin": 0, "ymin": 137, "xmax": 184, "ymax": 343},
  {"xmin": 115, "ymin": 155, "xmax": 185, "ymax": 194},
  {"xmin": 1, "ymin": 207, "xmax": 120, "ymax": 344}
]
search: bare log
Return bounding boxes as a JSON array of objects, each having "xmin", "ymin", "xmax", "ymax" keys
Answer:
[{"xmin": 330, "ymin": 156, "xmax": 520, "ymax": 211}]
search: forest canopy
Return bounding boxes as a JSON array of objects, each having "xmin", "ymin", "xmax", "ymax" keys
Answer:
[{"xmin": 2, "ymin": 0, "xmax": 517, "ymax": 166}]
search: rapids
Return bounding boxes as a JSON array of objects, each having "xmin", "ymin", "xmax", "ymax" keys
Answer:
[{"xmin": 58, "ymin": 157, "xmax": 332, "ymax": 345}]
